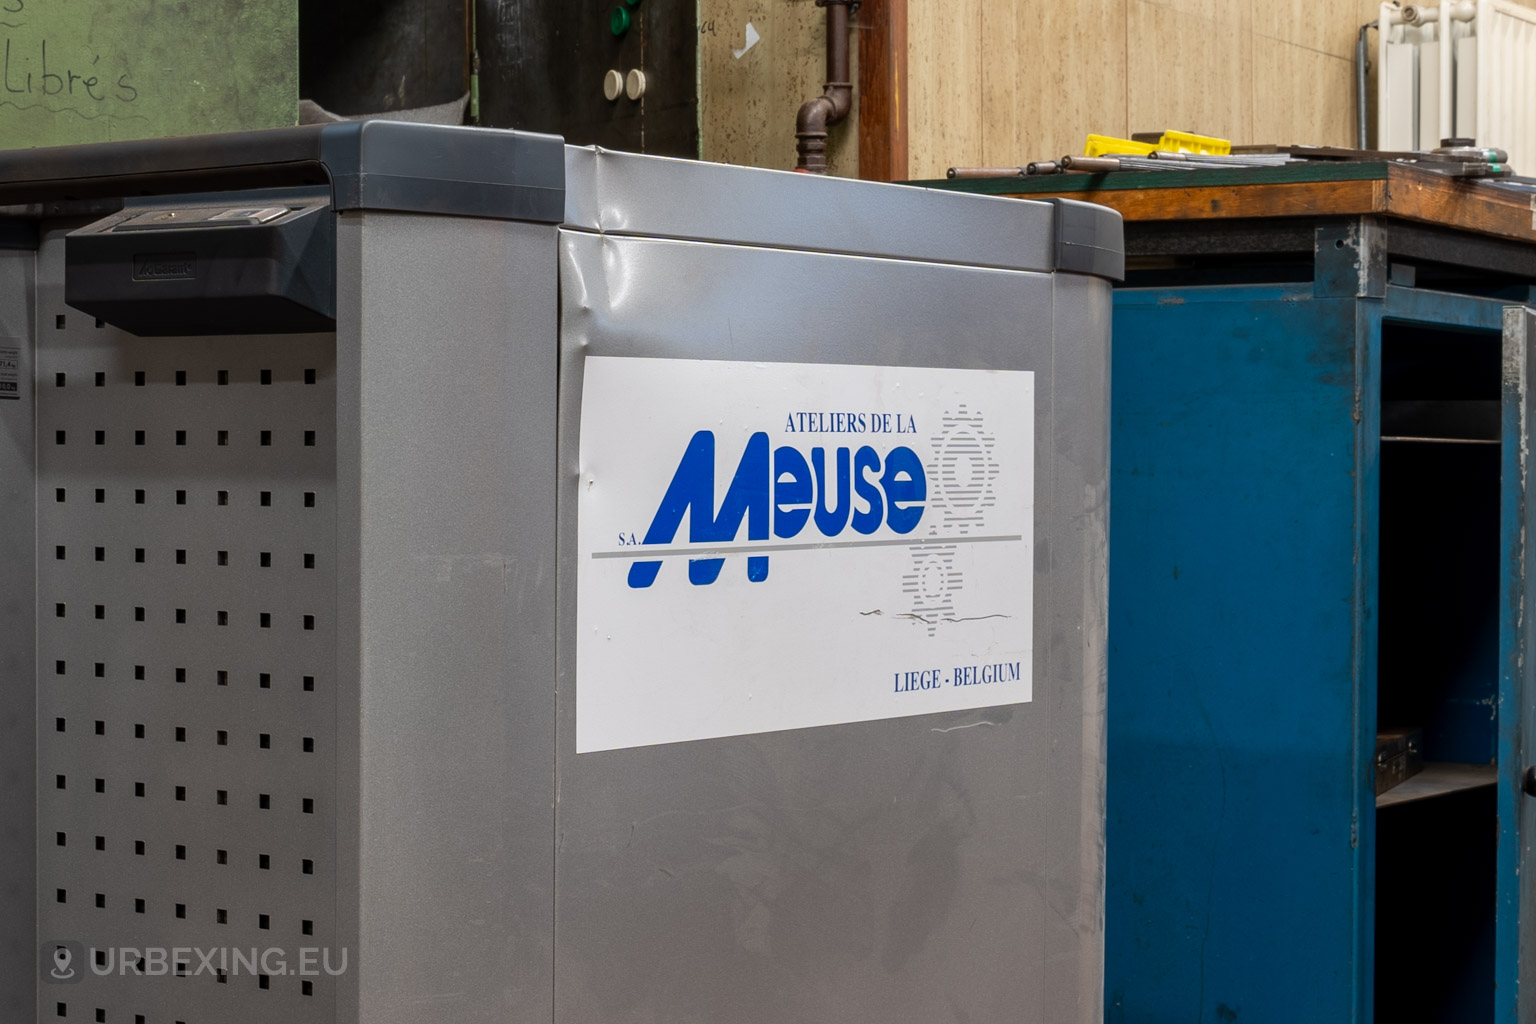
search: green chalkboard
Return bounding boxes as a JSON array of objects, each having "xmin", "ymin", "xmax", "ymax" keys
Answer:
[{"xmin": 0, "ymin": 0, "xmax": 297, "ymax": 149}]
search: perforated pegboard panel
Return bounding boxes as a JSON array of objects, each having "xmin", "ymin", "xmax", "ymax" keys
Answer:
[{"xmin": 33, "ymin": 228, "xmax": 339, "ymax": 1024}]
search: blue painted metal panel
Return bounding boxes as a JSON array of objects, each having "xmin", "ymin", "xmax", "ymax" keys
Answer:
[
  {"xmin": 1495, "ymin": 306, "xmax": 1531, "ymax": 1023},
  {"xmin": 1354, "ymin": 301, "xmax": 1382, "ymax": 1024},
  {"xmin": 1384, "ymin": 284, "xmax": 1510, "ymax": 332},
  {"xmin": 1106, "ymin": 286, "xmax": 1373, "ymax": 1023}
]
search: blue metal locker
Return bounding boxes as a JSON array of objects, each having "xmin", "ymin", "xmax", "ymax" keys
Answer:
[{"xmin": 919, "ymin": 163, "xmax": 1536, "ymax": 1022}]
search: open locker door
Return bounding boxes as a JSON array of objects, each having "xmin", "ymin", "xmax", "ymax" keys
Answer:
[{"xmin": 1499, "ymin": 304, "xmax": 1536, "ymax": 1022}]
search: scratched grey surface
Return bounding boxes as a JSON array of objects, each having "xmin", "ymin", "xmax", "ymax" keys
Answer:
[{"xmin": 553, "ymin": 151, "xmax": 1109, "ymax": 1023}]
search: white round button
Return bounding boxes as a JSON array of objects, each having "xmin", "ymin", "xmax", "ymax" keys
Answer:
[
  {"xmin": 603, "ymin": 69, "xmax": 623, "ymax": 102},
  {"xmin": 625, "ymin": 69, "xmax": 647, "ymax": 101}
]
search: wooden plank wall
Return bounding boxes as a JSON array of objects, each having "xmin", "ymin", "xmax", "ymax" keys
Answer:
[
  {"xmin": 699, "ymin": 0, "xmax": 1422, "ymax": 179},
  {"xmin": 910, "ymin": 0, "xmax": 1391, "ymax": 178}
]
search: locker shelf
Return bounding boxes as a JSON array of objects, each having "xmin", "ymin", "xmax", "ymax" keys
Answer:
[{"xmin": 1377, "ymin": 761, "xmax": 1498, "ymax": 808}]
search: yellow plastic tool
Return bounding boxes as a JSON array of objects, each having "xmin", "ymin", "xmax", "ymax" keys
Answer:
[
  {"xmin": 1083, "ymin": 134, "xmax": 1157, "ymax": 157},
  {"xmin": 1156, "ymin": 130, "xmax": 1231, "ymax": 155},
  {"xmin": 1083, "ymin": 131, "xmax": 1232, "ymax": 157}
]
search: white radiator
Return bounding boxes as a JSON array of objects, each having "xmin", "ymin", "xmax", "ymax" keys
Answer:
[
  {"xmin": 1474, "ymin": 0, "xmax": 1536, "ymax": 172},
  {"xmin": 1377, "ymin": 3, "xmax": 1450, "ymax": 153},
  {"xmin": 1377, "ymin": 1, "xmax": 1536, "ymax": 173}
]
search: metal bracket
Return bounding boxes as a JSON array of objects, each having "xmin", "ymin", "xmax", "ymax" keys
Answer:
[{"xmin": 1314, "ymin": 218, "xmax": 1387, "ymax": 298}]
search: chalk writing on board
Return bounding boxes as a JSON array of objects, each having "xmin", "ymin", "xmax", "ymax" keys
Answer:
[
  {"xmin": 2, "ymin": 39, "xmax": 137, "ymax": 105},
  {"xmin": 0, "ymin": 0, "xmax": 293, "ymax": 146}
]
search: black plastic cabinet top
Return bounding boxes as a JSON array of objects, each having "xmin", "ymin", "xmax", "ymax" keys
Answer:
[{"xmin": 0, "ymin": 121, "xmax": 566, "ymax": 223}]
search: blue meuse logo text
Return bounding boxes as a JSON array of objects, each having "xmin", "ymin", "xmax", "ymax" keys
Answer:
[{"xmin": 627, "ymin": 430, "xmax": 927, "ymax": 588}]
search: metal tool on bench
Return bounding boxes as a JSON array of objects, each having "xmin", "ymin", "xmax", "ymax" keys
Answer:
[{"xmin": 946, "ymin": 130, "xmax": 1519, "ymax": 181}]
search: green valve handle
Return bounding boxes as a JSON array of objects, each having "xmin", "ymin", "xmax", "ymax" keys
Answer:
[{"xmin": 610, "ymin": 6, "xmax": 630, "ymax": 35}]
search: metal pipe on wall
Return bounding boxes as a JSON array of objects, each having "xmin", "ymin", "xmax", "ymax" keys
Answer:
[
  {"xmin": 795, "ymin": 0, "xmax": 858, "ymax": 173},
  {"xmin": 1357, "ymin": 21, "xmax": 1376, "ymax": 149}
]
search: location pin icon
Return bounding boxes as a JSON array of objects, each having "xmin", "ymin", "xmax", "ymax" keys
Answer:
[{"xmin": 53, "ymin": 945, "xmax": 72, "ymax": 977}]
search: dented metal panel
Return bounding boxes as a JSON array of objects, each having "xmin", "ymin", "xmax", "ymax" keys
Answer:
[
  {"xmin": 0, "ymin": 128, "xmax": 1119, "ymax": 1024},
  {"xmin": 561, "ymin": 146, "xmax": 1061, "ymax": 272},
  {"xmin": 553, "ymin": 208, "xmax": 1110, "ymax": 1021}
]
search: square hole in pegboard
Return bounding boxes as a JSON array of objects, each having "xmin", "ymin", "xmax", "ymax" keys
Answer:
[{"xmin": 32, "ymin": 238, "xmax": 339, "ymax": 1024}]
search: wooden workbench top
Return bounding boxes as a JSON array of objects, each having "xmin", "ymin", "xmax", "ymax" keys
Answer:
[{"xmin": 912, "ymin": 162, "xmax": 1536, "ymax": 246}]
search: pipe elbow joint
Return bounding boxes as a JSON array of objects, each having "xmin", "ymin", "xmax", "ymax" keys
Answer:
[
  {"xmin": 798, "ymin": 95, "xmax": 835, "ymax": 135},
  {"xmin": 796, "ymin": 95, "xmax": 835, "ymax": 137},
  {"xmin": 798, "ymin": 84, "xmax": 852, "ymax": 132},
  {"xmin": 823, "ymin": 83, "xmax": 853, "ymax": 124},
  {"xmin": 795, "ymin": 86, "xmax": 852, "ymax": 173}
]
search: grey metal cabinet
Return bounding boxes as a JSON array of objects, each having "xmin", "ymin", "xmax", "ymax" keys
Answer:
[{"xmin": 0, "ymin": 123, "xmax": 1120, "ymax": 1024}]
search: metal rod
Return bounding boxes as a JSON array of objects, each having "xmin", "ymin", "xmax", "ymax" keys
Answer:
[
  {"xmin": 1125, "ymin": 157, "xmax": 1228, "ymax": 170},
  {"xmin": 1126, "ymin": 156, "xmax": 1261, "ymax": 170},
  {"xmin": 1061, "ymin": 155, "xmax": 1224, "ymax": 172},
  {"xmin": 1058, "ymin": 156, "xmax": 1123, "ymax": 172},
  {"xmin": 946, "ymin": 167, "xmax": 1026, "ymax": 179},
  {"xmin": 1147, "ymin": 152, "xmax": 1297, "ymax": 165}
]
